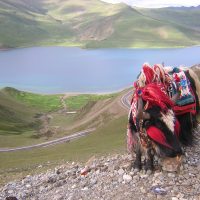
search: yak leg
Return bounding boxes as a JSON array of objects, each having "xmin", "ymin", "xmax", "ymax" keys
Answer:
[
  {"xmin": 127, "ymin": 126, "xmax": 142, "ymax": 170},
  {"xmin": 128, "ymin": 109, "xmax": 142, "ymax": 170},
  {"xmin": 144, "ymin": 145, "xmax": 154, "ymax": 171},
  {"xmin": 133, "ymin": 133, "xmax": 142, "ymax": 170}
]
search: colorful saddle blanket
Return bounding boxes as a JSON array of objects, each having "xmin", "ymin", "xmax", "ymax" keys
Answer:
[
  {"xmin": 170, "ymin": 69, "xmax": 195, "ymax": 106},
  {"xmin": 169, "ymin": 68, "xmax": 196, "ymax": 115}
]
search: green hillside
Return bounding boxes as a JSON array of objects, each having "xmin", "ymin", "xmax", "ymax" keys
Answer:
[
  {"xmin": 0, "ymin": 0, "xmax": 200, "ymax": 48},
  {"xmin": 0, "ymin": 87, "xmax": 41, "ymax": 134},
  {"xmin": 0, "ymin": 86, "xmax": 118, "ymax": 147},
  {"xmin": 0, "ymin": 87, "xmax": 61, "ymax": 147}
]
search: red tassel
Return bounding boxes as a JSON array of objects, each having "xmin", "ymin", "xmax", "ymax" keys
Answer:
[
  {"xmin": 141, "ymin": 83, "xmax": 174, "ymax": 111},
  {"xmin": 146, "ymin": 126, "xmax": 173, "ymax": 149},
  {"xmin": 142, "ymin": 64, "xmax": 155, "ymax": 84}
]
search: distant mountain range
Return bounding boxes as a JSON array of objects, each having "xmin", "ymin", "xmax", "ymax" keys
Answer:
[{"xmin": 1, "ymin": 0, "xmax": 200, "ymax": 48}]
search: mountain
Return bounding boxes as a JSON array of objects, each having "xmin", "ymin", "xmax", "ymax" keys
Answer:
[{"xmin": 1, "ymin": 0, "xmax": 200, "ymax": 48}]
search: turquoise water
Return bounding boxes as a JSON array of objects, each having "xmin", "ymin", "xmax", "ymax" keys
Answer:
[{"xmin": 0, "ymin": 46, "xmax": 199, "ymax": 94}]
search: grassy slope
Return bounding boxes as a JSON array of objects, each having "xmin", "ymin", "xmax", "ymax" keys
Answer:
[
  {"xmin": 138, "ymin": 7, "xmax": 200, "ymax": 30},
  {"xmin": 0, "ymin": 87, "xmax": 45, "ymax": 147},
  {"xmin": 0, "ymin": 116, "xmax": 126, "ymax": 169},
  {"xmin": 0, "ymin": 0, "xmax": 75, "ymax": 47},
  {"xmin": 1, "ymin": 0, "xmax": 200, "ymax": 48},
  {"xmin": 65, "ymin": 93, "xmax": 116, "ymax": 111},
  {"xmin": 0, "ymin": 87, "xmax": 119, "ymax": 147},
  {"xmin": 0, "ymin": 88, "xmax": 40, "ymax": 133},
  {"xmin": 3, "ymin": 87, "xmax": 63, "ymax": 112},
  {"xmin": 136, "ymin": 7, "xmax": 200, "ymax": 45}
]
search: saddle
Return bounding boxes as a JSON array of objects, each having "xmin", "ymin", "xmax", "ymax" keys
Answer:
[{"xmin": 169, "ymin": 68, "xmax": 196, "ymax": 115}]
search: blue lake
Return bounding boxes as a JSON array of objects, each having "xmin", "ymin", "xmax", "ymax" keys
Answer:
[{"xmin": 0, "ymin": 46, "xmax": 200, "ymax": 94}]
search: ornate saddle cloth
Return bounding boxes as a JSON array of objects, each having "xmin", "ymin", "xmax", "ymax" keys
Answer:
[{"xmin": 169, "ymin": 69, "xmax": 196, "ymax": 115}]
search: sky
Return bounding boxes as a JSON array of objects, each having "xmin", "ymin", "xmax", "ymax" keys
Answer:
[{"xmin": 101, "ymin": 0, "xmax": 200, "ymax": 8}]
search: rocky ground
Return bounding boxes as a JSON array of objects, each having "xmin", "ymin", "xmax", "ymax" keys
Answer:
[{"xmin": 1, "ymin": 126, "xmax": 200, "ymax": 200}]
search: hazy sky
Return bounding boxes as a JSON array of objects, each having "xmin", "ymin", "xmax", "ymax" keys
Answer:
[{"xmin": 101, "ymin": 0, "xmax": 200, "ymax": 8}]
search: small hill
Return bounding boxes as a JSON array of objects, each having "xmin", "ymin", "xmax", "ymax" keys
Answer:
[
  {"xmin": 0, "ymin": 87, "xmax": 41, "ymax": 134},
  {"xmin": 1, "ymin": 0, "xmax": 200, "ymax": 48}
]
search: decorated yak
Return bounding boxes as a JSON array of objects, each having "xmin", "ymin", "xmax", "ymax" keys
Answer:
[{"xmin": 127, "ymin": 63, "xmax": 200, "ymax": 171}]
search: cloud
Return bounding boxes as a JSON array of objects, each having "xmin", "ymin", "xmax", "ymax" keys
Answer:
[
  {"xmin": 102, "ymin": 0, "xmax": 121, "ymax": 3},
  {"xmin": 101, "ymin": 0, "xmax": 200, "ymax": 8}
]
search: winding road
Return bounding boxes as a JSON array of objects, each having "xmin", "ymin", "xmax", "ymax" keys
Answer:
[
  {"xmin": 120, "ymin": 90, "xmax": 132, "ymax": 110},
  {"xmin": 0, "ymin": 129, "xmax": 95, "ymax": 152},
  {"xmin": 0, "ymin": 90, "xmax": 132, "ymax": 152}
]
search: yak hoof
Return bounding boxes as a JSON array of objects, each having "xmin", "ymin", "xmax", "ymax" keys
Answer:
[
  {"xmin": 144, "ymin": 160, "xmax": 154, "ymax": 172},
  {"xmin": 133, "ymin": 160, "xmax": 142, "ymax": 170},
  {"xmin": 146, "ymin": 169, "xmax": 153, "ymax": 175}
]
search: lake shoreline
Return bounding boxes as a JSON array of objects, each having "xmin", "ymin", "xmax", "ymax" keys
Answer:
[
  {"xmin": 0, "ymin": 47, "xmax": 12, "ymax": 51},
  {"xmin": 0, "ymin": 85, "xmax": 132, "ymax": 95},
  {"xmin": 1, "ymin": 44, "xmax": 200, "ymax": 52}
]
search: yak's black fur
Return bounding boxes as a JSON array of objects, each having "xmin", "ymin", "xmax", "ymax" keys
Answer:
[
  {"xmin": 144, "ymin": 106, "xmax": 182, "ymax": 157},
  {"xmin": 128, "ymin": 106, "xmax": 182, "ymax": 171}
]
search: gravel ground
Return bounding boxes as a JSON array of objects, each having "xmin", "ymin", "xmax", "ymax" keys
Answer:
[{"xmin": 1, "ymin": 126, "xmax": 200, "ymax": 200}]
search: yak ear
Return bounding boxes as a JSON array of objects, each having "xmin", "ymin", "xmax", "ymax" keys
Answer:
[
  {"xmin": 138, "ymin": 72, "xmax": 146, "ymax": 88},
  {"xmin": 137, "ymin": 72, "xmax": 141, "ymax": 79}
]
